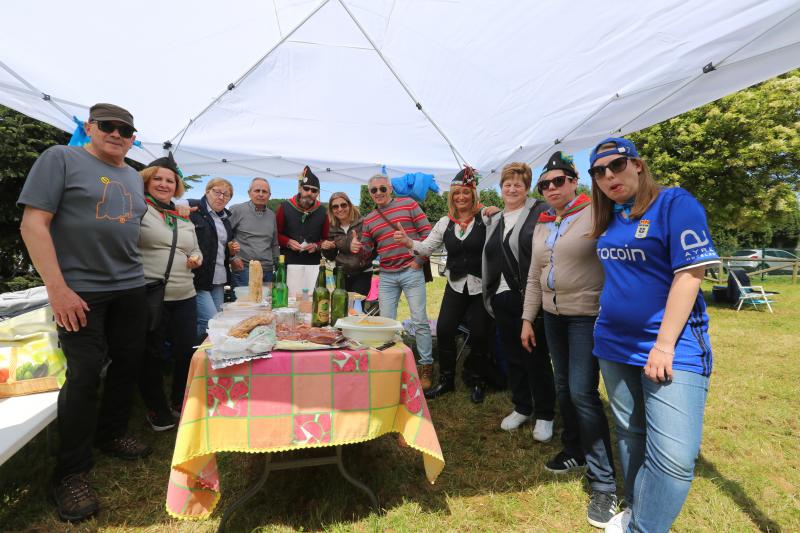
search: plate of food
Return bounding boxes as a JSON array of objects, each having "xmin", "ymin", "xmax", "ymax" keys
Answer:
[{"xmin": 274, "ymin": 324, "xmax": 350, "ymax": 351}]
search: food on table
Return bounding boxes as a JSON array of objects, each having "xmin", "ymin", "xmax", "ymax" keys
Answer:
[
  {"xmin": 248, "ymin": 260, "xmax": 263, "ymax": 303},
  {"xmin": 275, "ymin": 323, "xmax": 343, "ymax": 345},
  {"xmin": 228, "ymin": 313, "xmax": 275, "ymax": 338}
]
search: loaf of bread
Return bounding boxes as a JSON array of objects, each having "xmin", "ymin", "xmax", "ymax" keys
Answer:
[
  {"xmin": 228, "ymin": 313, "xmax": 274, "ymax": 338},
  {"xmin": 249, "ymin": 260, "xmax": 263, "ymax": 303}
]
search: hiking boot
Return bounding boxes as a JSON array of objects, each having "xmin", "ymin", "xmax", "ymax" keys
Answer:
[
  {"xmin": 532, "ymin": 419, "xmax": 554, "ymax": 442},
  {"xmin": 146, "ymin": 410, "xmax": 177, "ymax": 432},
  {"xmin": 544, "ymin": 450, "xmax": 587, "ymax": 473},
  {"xmin": 604, "ymin": 508, "xmax": 632, "ymax": 533},
  {"xmin": 51, "ymin": 473, "xmax": 99, "ymax": 522},
  {"xmin": 469, "ymin": 384, "xmax": 485, "ymax": 404},
  {"xmin": 99, "ymin": 435, "xmax": 152, "ymax": 460},
  {"xmin": 418, "ymin": 364, "xmax": 433, "ymax": 390},
  {"xmin": 500, "ymin": 410, "xmax": 531, "ymax": 431},
  {"xmin": 424, "ymin": 371, "xmax": 455, "ymax": 400},
  {"xmin": 587, "ymin": 490, "xmax": 619, "ymax": 528}
]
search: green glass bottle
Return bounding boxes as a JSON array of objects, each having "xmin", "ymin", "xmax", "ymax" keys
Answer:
[
  {"xmin": 330, "ymin": 266, "xmax": 348, "ymax": 327},
  {"xmin": 312, "ymin": 259, "xmax": 330, "ymax": 326},
  {"xmin": 271, "ymin": 254, "xmax": 288, "ymax": 308}
]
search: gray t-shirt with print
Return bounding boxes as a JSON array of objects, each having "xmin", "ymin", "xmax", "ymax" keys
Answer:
[{"xmin": 17, "ymin": 145, "xmax": 147, "ymax": 292}]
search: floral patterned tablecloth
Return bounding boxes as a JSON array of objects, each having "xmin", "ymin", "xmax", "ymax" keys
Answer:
[{"xmin": 165, "ymin": 343, "xmax": 444, "ymax": 520}]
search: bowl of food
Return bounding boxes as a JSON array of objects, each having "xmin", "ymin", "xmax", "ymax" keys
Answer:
[{"xmin": 333, "ymin": 316, "xmax": 404, "ymax": 346}]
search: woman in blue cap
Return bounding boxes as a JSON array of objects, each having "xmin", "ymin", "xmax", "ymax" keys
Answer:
[{"xmin": 588, "ymin": 137, "xmax": 720, "ymax": 533}]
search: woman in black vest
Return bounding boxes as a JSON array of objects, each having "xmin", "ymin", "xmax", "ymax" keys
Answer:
[
  {"xmin": 482, "ymin": 162, "xmax": 556, "ymax": 441},
  {"xmin": 395, "ymin": 168, "xmax": 496, "ymax": 403}
]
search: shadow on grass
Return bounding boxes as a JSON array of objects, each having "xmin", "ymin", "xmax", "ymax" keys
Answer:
[{"xmin": 696, "ymin": 454, "xmax": 782, "ymax": 533}]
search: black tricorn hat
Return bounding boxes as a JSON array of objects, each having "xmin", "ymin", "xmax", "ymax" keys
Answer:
[
  {"xmin": 147, "ymin": 151, "xmax": 182, "ymax": 178},
  {"xmin": 299, "ymin": 165, "xmax": 320, "ymax": 189},
  {"xmin": 540, "ymin": 151, "xmax": 577, "ymax": 178}
]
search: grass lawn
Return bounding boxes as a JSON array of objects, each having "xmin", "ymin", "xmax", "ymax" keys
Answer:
[{"xmin": 1, "ymin": 277, "xmax": 798, "ymax": 532}]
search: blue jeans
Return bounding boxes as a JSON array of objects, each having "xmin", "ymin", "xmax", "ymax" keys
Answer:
[
  {"xmin": 196, "ymin": 284, "xmax": 225, "ymax": 341},
  {"xmin": 599, "ymin": 359, "xmax": 709, "ymax": 533},
  {"xmin": 544, "ymin": 312, "xmax": 615, "ymax": 493},
  {"xmin": 379, "ymin": 267, "xmax": 433, "ymax": 365},
  {"xmin": 231, "ymin": 266, "xmax": 274, "ymax": 288}
]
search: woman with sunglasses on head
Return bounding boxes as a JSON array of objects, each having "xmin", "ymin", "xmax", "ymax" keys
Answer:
[
  {"xmin": 188, "ymin": 178, "xmax": 237, "ymax": 344},
  {"xmin": 587, "ymin": 138, "xmax": 720, "ymax": 533},
  {"xmin": 320, "ymin": 192, "xmax": 373, "ymax": 297},
  {"xmin": 481, "ymin": 162, "xmax": 557, "ymax": 438},
  {"xmin": 520, "ymin": 152, "xmax": 618, "ymax": 529},
  {"xmin": 394, "ymin": 168, "xmax": 498, "ymax": 403},
  {"xmin": 137, "ymin": 154, "xmax": 202, "ymax": 429}
]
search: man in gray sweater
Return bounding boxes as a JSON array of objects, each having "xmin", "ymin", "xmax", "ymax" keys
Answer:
[{"xmin": 229, "ymin": 177, "xmax": 280, "ymax": 286}]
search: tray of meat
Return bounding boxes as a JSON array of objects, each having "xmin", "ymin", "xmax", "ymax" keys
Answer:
[{"xmin": 274, "ymin": 324, "xmax": 350, "ymax": 351}]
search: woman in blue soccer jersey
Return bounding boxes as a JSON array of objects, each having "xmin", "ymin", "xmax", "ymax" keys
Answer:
[{"xmin": 587, "ymin": 137, "xmax": 720, "ymax": 533}]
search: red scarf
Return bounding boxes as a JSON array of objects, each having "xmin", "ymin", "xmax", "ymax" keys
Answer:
[
  {"xmin": 538, "ymin": 194, "xmax": 591, "ymax": 225},
  {"xmin": 448, "ymin": 203, "xmax": 484, "ymax": 235}
]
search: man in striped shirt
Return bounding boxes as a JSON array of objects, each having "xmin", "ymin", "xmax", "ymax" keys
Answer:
[{"xmin": 351, "ymin": 174, "xmax": 434, "ymax": 389}]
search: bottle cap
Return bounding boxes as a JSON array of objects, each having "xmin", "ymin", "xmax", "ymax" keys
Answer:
[{"xmin": 279, "ymin": 254, "xmax": 285, "ymax": 262}]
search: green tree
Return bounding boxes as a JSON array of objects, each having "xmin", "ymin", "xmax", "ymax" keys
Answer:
[
  {"xmin": 479, "ymin": 188, "xmax": 504, "ymax": 208},
  {"xmin": 0, "ymin": 105, "xmax": 70, "ymax": 279},
  {"xmin": 629, "ymin": 70, "xmax": 800, "ymax": 251}
]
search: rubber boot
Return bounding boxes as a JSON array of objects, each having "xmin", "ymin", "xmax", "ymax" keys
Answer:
[{"xmin": 425, "ymin": 371, "xmax": 455, "ymax": 400}]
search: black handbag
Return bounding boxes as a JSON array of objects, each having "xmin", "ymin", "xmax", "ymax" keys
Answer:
[{"xmin": 146, "ymin": 224, "xmax": 178, "ymax": 331}]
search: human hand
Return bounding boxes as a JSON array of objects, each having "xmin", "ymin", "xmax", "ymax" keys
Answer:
[
  {"xmin": 393, "ymin": 223, "xmax": 412, "ymax": 248},
  {"xmin": 287, "ymin": 239, "xmax": 303, "ymax": 252},
  {"xmin": 520, "ymin": 319, "xmax": 536, "ymax": 352},
  {"xmin": 47, "ymin": 284, "xmax": 90, "ymax": 332},
  {"xmin": 408, "ymin": 261, "xmax": 422, "ymax": 270},
  {"xmin": 187, "ymin": 254, "xmax": 203, "ymax": 269},
  {"xmin": 321, "ymin": 239, "xmax": 336, "ymax": 250},
  {"xmin": 350, "ymin": 232, "xmax": 363, "ymax": 254},
  {"xmin": 176, "ymin": 204, "xmax": 198, "ymax": 218},
  {"xmin": 484, "ymin": 205, "xmax": 501, "ymax": 217},
  {"xmin": 230, "ymin": 257, "xmax": 244, "ymax": 271},
  {"xmin": 643, "ymin": 345, "xmax": 674, "ymax": 383}
]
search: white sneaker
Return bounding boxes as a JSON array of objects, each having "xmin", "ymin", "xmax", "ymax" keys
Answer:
[
  {"xmin": 500, "ymin": 410, "xmax": 532, "ymax": 431},
  {"xmin": 532, "ymin": 419, "xmax": 554, "ymax": 442},
  {"xmin": 604, "ymin": 508, "xmax": 631, "ymax": 533}
]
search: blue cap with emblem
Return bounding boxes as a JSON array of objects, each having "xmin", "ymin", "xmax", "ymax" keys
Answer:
[{"xmin": 589, "ymin": 137, "xmax": 639, "ymax": 167}]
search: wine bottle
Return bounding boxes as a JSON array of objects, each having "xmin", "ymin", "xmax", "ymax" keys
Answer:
[
  {"xmin": 330, "ymin": 266, "xmax": 348, "ymax": 327},
  {"xmin": 312, "ymin": 259, "xmax": 330, "ymax": 326},
  {"xmin": 272, "ymin": 254, "xmax": 288, "ymax": 308}
]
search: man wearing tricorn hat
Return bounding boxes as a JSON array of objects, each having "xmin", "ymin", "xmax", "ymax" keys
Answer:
[
  {"xmin": 18, "ymin": 103, "xmax": 151, "ymax": 522},
  {"xmin": 275, "ymin": 165, "xmax": 330, "ymax": 295}
]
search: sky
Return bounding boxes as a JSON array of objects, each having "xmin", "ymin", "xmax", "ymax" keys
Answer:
[{"xmin": 186, "ymin": 148, "xmax": 593, "ymax": 207}]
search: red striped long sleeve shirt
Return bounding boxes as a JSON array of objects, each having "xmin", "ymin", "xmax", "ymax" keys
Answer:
[{"xmin": 360, "ymin": 197, "xmax": 432, "ymax": 272}]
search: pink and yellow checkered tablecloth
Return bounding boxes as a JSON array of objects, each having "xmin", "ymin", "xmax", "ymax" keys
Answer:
[{"xmin": 165, "ymin": 343, "xmax": 444, "ymax": 520}]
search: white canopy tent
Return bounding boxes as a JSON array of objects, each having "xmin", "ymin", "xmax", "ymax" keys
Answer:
[{"xmin": 2, "ymin": 0, "xmax": 799, "ymax": 189}]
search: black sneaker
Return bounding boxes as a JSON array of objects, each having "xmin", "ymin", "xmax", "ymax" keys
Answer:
[
  {"xmin": 146, "ymin": 410, "xmax": 177, "ymax": 432},
  {"xmin": 50, "ymin": 473, "xmax": 99, "ymax": 522},
  {"xmin": 544, "ymin": 450, "xmax": 586, "ymax": 474},
  {"xmin": 587, "ymin": 490, "xmax": 619, "ymax": 528},
  {"xmin": 99, "ymin": 435, "xmax": 152, "ymax": 460}
]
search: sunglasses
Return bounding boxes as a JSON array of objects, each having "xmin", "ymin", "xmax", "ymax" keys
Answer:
[
  {"xmin": 331, "ymin": 202, "xmax": 349, "ymax": 210},
  {"xmin": 301, "ymin": 185, "xmax": 319, "ymax": 193},
  {"xmin": 588, "ymin": 157, "xmax": 629, "ymax": 180},
  {"xmin": 536, "ymin": 175, "xmax": 574, "ymax": 194},
  {"xmin": 369, "ymin": 186, "xmax": 388, "ymax": 194},
  {"xmin": 93, "ymin": 120, "xmax": 135, "ymax": 139}
]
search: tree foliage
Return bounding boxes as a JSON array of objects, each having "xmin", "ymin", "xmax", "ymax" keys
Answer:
[
  {"xmin": 0, "ymin": 105, "xmax": 70, "ymax": 278},
  {"xmin": 629, "ymin": 70, "xmax": 800, "ymax": 251}
]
